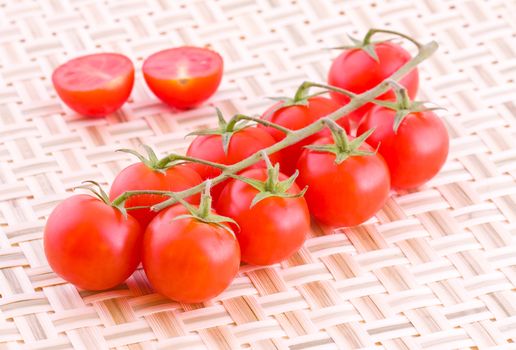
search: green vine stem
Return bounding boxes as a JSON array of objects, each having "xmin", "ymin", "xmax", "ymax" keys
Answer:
[
  {"xmin": 296, "ymin": 81, "xmax": 357, "ymax": 99},
  {"xmin": 156, "ymin": 154, "xmax": 229, "ymax": 170},
  {"xmin": 230, "ymin": 114, "xmax": 292, "ymax": 134},
  {"xmin": 111, "ymin": 38, "xmax": 438, "ymax": 213},
  {"xmin": 111, "ymin": 190, "xmax": 174, "ymax": 207}
]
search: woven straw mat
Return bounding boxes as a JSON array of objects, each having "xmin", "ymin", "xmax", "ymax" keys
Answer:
[{"xmin": 1, "ymin": 0, "xmax": 516, "ymax": 349}]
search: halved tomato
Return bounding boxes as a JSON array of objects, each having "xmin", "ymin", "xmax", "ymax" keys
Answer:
[
  {"xmin": 52, "ymin": 53, "xmax": 134, "ymax": 117},
  {"xmin": 142, "ymin": 46, "xmax": 223, "ymax": 109}
]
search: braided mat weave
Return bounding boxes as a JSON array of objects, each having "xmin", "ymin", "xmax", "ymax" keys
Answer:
[{"xmin": 1, "ymin": 0, "xmax": 516, "ymax": 349}]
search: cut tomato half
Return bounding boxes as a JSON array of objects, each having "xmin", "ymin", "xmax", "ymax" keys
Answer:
[
  {"xmin": 143, "ymin": 46, "xmax": 223, "ymax": 109},
  {"xmin": 52, "ymin": 53, "xmax": 134, "ymax": 117}
]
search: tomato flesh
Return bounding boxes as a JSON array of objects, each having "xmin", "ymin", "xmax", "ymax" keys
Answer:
[
  {"xmin": 143, "ymin": 46, "xmax": 223, "ymax": 109},
  {"xmin": 328, "ymin": 42, "xmax": 419, "ymax": 123},
  {"xmin": 52, "ymin": 53, "xmax": 134, "ymax": 117}
]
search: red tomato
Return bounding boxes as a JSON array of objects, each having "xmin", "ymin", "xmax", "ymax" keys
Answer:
[
  {"xmin": 259, "ymin": 96, "xmax": 350, "ymax": 174},
  {"xmin": 52, "ymin": 53, "xmax": 134, "ymax": 117},
  {"xmin": 216, "ymin": 168, "xmax": 310, "ymax": 265},
  {"xmin": 143, "ymin": 46, "xmax": 223, "ymax": 109},
  {"xmin": 328, "ymin": 42, "xmax": 419, "ymax": 122},
  {"xmin": 357, "ymin": 106, "xmax": 449, "ymax": 189},
  {"xmin": 297, "ymin": 136, "xmax": 390, "ymax": 227},
  {"xmin": 109, "ymin": 164, "xmax": 203, "ymax": 228},
  {"xmin": 186, "ymin": 127, "xmax": 280, "ymax": 199},
  {"xmin": 44, "ymin": 195, "xmax": 142, "ymax": 290},
  {"xmin": 143, "ymin": 204, "xmax": 240, "ymax": 303}
]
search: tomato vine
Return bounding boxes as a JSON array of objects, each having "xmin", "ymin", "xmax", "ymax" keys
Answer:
[{"xmin": 109, "ymin": 31, "xmax": 438, "ymax": 213}]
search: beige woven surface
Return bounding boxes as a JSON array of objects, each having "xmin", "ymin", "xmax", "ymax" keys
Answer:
[{"xmin": 1, "ymin": 0, "xmax": 516, "ymax": 349}]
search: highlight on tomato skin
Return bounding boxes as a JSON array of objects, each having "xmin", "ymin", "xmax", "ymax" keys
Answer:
[
  {"xmin": 52, "ymin": 53, "xmax": 135, "ymax": 118},
  {"xmin": 142, "ymin": 46, "xmax": 224, "ymax": 109}
]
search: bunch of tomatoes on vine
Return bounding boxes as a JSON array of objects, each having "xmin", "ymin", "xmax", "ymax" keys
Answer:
[{"xmin": 45, "ymin": 29, "xmax": 447, "ymax": 303}]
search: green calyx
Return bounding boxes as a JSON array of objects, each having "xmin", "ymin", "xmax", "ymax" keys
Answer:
[
  {"xmin": 117, "ymin": 144, "xmax": 171, "ymax": 174},
  {"xmin": 268, "ymin": 81, "xmax": 328, "ymax": 108},
  {"xmin": 305, "ymin": 119, "xmax": 376, "ymax": 164},
  {"xmin": 187, "ymin": 108, "xmax": 292, "ymax": 153},
  {"xmin": 76, "ymin": 180, "xmax": 129, "ymax": 218},
  {"xmin": 333, "ymin": 28, "xmax": 423, "ymax": 63},
  {"xmin": 79, "ymin": 180, "xmax": 172, "ymax": 219},
  {"xmin": 372, "ymin": 80, "xmax": 445, "ymax": 133},
  {"xmin": 187, "ymin": 108, "xmax": 251, "ymax": 155},
  {"xmin": 346, "ymin": 33, "xmax": 382, "ymax": 62},
  {"xmin": 229, "ymin": 151, "xmax": 307, "ymax": 207},
  {"xmin": 172, "ymin": 180, "xmax": 238, "ymax": 238}
]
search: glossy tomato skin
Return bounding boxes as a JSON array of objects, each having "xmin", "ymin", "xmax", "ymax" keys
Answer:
[
  {"xmin": 328, "ymin": 42, "xmax": 419, "ymax": 122},
  {"xmin": 44, "ymin": 195, "xmax": 142, "ymax": 290},
  {"xmin": 52, "ymin": 53, "xmax": 134, "ymax": 117},
  {"xmin": 186, "ymin": 127, "xmax": 281, "ymax": 199},
  {"xmin": 143, "ymin": 205, "xmax": 240, "ymax": 303},
  {"xmin": 259, "ymin": 97, "xmax": 350, "ymax": 174},
  {"xmin": 357, "ymin": 106, "xmax": 449, "ymax": 189},
  {"xmin": 109, "ymin": 163, "xmax": 202, "ymax": 228},
  {"xmin": 216, "ymin": 168, "xmax": 310, "ymax": 265},
  {"xmin": 143, "ymin": 46, "xmax": 223, "ymax": 109},
  {"xmin": 296, "ymin": 137, "xmax": 390, "ymax": 227}
]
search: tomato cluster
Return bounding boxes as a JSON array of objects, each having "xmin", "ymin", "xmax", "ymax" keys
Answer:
[{"xmin": 45, "ymin": 29, "xmax": 447, "ymax": 303}]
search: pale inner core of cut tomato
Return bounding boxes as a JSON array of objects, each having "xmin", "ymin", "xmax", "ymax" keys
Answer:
[
  {"xmin": 53, "ymin": 54, "xmax": 133, "ymax": 91},
  {"xmin": 144, "ymin": 47, "xmax": 220, "ymax": 80}
]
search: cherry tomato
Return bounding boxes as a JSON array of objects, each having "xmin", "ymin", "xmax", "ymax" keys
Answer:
[
  {"xmin": 44, "ymin": 195, "xmax": 142, "ymax": 290},
  {"xmin": 357, "ymin": 106, "xmax": 449, "ymax": 189},
  {"xmin": 186, "ymin": 127, "xmax": 281, "ymax": 199},
  {"xmin": 296, "ymin": 136, "xmax": 390, "ymax": 227},
  {"xmin": 216, "ymin": 168, "xmax": 310, "ymax": 265},
  {"xmin": 109, "ymin": 163, "xmax": 203, "ymax": 228},
  {"xmin": 259, "ymin": 96, "xmax": 350, "ymax": 174},
  {"xmin": 52, "ymin": 53, "xmax": 134, "ymax": 117},
  {"xmin": 328, "ymin": 42, "xmax": 419, "ymax": 122},
  {"xmin": 143, "ymin": 46, "xmax": 223, "ymax": 109},
  {"xmin": 143, "ymin": 204, "xmax": 240, "ymax": 303}
]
